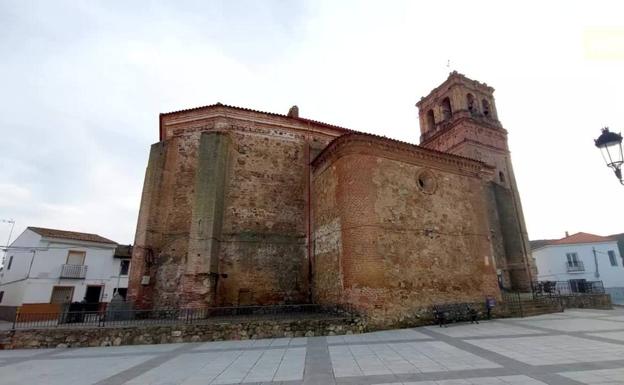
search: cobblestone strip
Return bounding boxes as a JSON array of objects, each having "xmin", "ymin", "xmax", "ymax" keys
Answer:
[
  {"xmin": 303, "ymin": 337, "xmax": 335, "ymax": 385},
  {"xmin": 93, "ymin": 343, "xmax": 199, "ymax": 385}
]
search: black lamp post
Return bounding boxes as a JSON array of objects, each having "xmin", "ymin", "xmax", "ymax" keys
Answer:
[{"xmin": 594, "ymin": 127, "xmax": 624, "ymax": 185}]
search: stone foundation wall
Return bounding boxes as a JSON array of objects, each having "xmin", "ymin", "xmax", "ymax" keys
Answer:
[
  {"xmin": 0, "ymin": 317, "xmax": 366, "ymax": 350},
  {"xmin": 563, "ymin": 294, "xmax": 612, "ymax": 310}
]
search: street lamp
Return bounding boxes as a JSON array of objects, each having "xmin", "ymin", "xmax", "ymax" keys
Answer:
[{"xmin": 594, "ymin": 127, "xmax": 624, "ymax": 185}]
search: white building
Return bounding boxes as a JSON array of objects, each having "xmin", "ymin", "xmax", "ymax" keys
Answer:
[
  {"xmin": 532, "ymin": 232, "xmax": 624, "ymax": 304},
  {"xmin": 0, "ymin": 227, "xmax": 131, "ymax": 314}
]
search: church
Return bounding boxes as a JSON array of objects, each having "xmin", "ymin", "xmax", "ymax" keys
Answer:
[{"xmin": 128, "ymin": 72, "xmax": 535, "ymax": 324}]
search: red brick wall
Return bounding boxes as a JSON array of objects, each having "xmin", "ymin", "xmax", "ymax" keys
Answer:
[
  {"xmin": 130, "ymin": 108, "xmax": 341, "ymax": 308},
  {"xmin": 312, "ymin": 136, "xmax": 500, "ymax": 324}
]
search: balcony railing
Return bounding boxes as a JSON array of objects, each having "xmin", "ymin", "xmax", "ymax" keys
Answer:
[
  {"xmin": 60, "ymin": 264, "xmax": 87, "ymax": 279},
  {"xmin": 566, "ymin": 261, "xmax": 585, "ymax": 272}
]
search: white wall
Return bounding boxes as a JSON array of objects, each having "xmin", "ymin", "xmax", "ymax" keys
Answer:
[
  {"xmin": 0, "ymin": 229, "xmax": 42, "ymax": 306},
  {"xmin": 534, "ymin": 241, "xmax": 624, "ymax": 288},
  {"xmin": 0, "ymin": 229, "xmax": 130, "ymax": 306}
]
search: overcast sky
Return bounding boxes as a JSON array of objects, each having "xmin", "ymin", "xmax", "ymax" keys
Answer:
[{"xmin": 1, "ymin": 0, "xmax": 623, "ymax": 247}]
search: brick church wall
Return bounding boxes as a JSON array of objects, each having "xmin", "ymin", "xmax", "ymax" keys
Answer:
[
  {"xmin": 216, "ymin": 128, "xmax": 310, "ymax": 306},
  {"xmin": 129, "ymin": 107, "xmax": 342, "ymax": 308},
  {"xmin": 129, "ymin": 72, "xmax": 534, "ymax": 319},
  {"xmin": 312, "ymin": 135, "xmax": 500, "ymax": 325}
]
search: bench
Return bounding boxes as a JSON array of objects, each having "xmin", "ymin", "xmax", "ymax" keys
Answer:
[{"xmin": 432, "ymin": 303, "xmax": 479, "ymax": 327}]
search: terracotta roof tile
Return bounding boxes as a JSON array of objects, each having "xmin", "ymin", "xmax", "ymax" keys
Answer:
[
  {"xmin": 549, "ymin": 232, "xmax": 615, "ymax": 246},
  {"xmin": 311, "ymin": 132, "xmax": 492, "ymax": 171},
  {"xmin": 160, "ymin": 102, "xmax": 355, "ymax": 134},
  {"xmin": 28, "ymin": 227, "xmax": 117, "ymax": 245}
]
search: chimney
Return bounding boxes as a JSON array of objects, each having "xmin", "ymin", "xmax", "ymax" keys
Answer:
[
  {"xmin": 287, "ymin": 105, "xmax": 299, "ymax": 118},
  {"xmin": 565, "ymin": 231, "xmax": 569, "ymax": 237}
]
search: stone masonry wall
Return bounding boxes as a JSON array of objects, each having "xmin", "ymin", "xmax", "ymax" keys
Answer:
[
  {"xmin": 312, "ymin": 136, "xmax": 500, "ymax": 327},
  {"xmin": 217, "ymin": 128, "xmax": 310, "ymax": 306},
  {"xmin": 129, "ymin": 134, "xmax": 201, "ymax": 308},
  {"xmin": 563, "ymin": 294, "xmax": 612, "ymax": 310},
  {"xmin": 0, "ymin": 318, "xmax": 365, "ymax": 350},
  {"xmin": 130, "ymin": 108, "xmax": 342, "ymax": 309},
  {"xmin": 312, "ymin": 162, "xmax": 343, "ymax": 305}
]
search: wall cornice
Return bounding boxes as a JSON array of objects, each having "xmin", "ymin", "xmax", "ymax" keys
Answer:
[
  {"xmin": 159, "ymin": 104, "xmax": 353, "ymax": 141},
  {"xmin": 311, "ymin": 133, "xmax": 493, "ymax": 179}
]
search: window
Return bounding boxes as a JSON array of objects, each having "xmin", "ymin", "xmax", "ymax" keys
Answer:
[
  {"xmin": 66, "ymin": 250, "xmax": 86, "ymax": 265},
  {"xmin": 441, "ymin": 97, "xmax": 452, "ymax": 120},
  {"xmin": 466, "ymin": 93, "xmax": 476, "ymax": 114},
  {"xmin": 50, "ymin": 286, "xmax": 74, "ymax": 304},
  {"xmin": 482, "ymin": 99, "xmax": 491, "ymax": 116},
  {"xmin": 426, "ymin": 110, "xmax": 435, "ymax": 131},
  {"xmin": 115, "ymin": 288, "xmax": 128, "ymax": 300},
  {"xmin": 6, "ymin": 256, "xmax": 12, "ymax": 270},
  {"xmin": 0, "ymin": 291, "xmax": 4, "ymax": 303},
  {"xmin": 499, "ymin": 171, "xmax": 506, "ymax": 183},
  {"xmin": 119, "ymin": 260, "xmax": 130, "ymax": 276},
  {"xmin": 566, "ymin": 252, "xmax": 580, "ymax": 266},
  {"xmin": 608, "ymin": 250, "xmax": 618, "ymax": 266},
  {"xmin": 417, "ymin": 169, "xmax": 437, "ymax": 194}
]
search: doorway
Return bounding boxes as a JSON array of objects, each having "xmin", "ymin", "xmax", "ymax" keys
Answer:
[
  {"xmin": 569, "ymin": 279, "xmax": 587, "ymax": 293},
  {"xmin": 84, "ymin": 285, "xmax": 102, "ymax": 311}
]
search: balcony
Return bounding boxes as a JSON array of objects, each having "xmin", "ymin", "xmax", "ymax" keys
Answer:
[
  {"xmin": 60, "ymin": 264, "xmax": 87, "ymax": 279},
  {"xmin": 566, "ymin": 261, "xmax": 585, "ymax": 273}
]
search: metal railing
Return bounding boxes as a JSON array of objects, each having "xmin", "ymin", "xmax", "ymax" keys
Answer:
[
  {"xmin": 11, "ymin": 303, "xmax": 357, "ymax": 330},
  {"xmin": 501, "ymin": 290, "xmax": 523, "ymax": 317},
  {"xmin": 535, "ymin": 280, "xmax": 605, "ymax": 296},
  {"xmin": 565, "ymin": 261, "xmax": 585, "ymax": 272},
  {"xmin": 60, "ymin": 264, "xmax": 87, "ymax": 279}
]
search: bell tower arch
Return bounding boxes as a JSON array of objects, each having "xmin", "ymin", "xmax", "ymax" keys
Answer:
[{"xmin": 417, "ymin": 71, "xmax": 535, "ymax": 292}]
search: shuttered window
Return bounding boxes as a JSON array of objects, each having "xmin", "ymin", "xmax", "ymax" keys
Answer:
[{"xmin": 66, "ymin": 251, "xmax": 86, "ymax": 265}]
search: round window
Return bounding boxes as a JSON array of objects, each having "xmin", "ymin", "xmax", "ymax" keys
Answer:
[{"xmin": 417, "ymin": 169, "xmax": 437, "ymax": 194}]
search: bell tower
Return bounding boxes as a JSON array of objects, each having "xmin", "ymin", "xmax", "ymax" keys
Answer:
[{"xmin": 417, "ymin": 71, "xmax": 535, "ymax": 292}]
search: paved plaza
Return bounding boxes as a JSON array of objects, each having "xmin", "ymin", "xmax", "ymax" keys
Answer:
[{"xmin": 1, "ymin": 309, "xmax": 624, "ymax": 384}]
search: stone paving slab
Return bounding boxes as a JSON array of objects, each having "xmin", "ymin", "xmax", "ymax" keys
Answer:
[
  {"xmin": 1, "ymin": 309, "xmax": 624, "ymax": 384},
  {"xmin": 57, "ymin": 343, "xmax": 186, "ymax": 357},
  {"xmin": 466, "ymin": 335, "xmax": 624, "ymax": 365},
  {"xmin": 327, "ymin": 329, "xmax": 430, "ymax": 345},
  {"xmin": 557, "ymin": 311, "xmax": 612, "ymax": 318},
  {"xmin": 587, "ymin": 330, "xmax": 624, "ymax": 342},
  {"xmin": 0, "ymin": 347, "xmax": 55, "ymax": 358},
  {"xmin": 424, "ymin": 322, "xmax": 544, "ymax": 338},
  {"xmin": 0, "ymin": 355, "xmax": 155, "ymax": 385},
  {"xmin": 558, "ymin": 367, "xmax": 624, "ymax": 384},
  {"xmin": 193, "ymin": 337, "xmax": 307, "ymax": 352},
  {"xmin": 329, "ymin": 341, "xmax": 500, "ymax": 378},
  {"xmin": 373, "ymin": 375, "xmax": 550, "ymax": 384},
  {"xmin": 513, "ymin": 318, "xmax": 624, "ymax": 332}
]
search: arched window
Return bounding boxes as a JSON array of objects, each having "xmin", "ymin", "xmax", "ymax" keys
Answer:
[
  {"xmin": 426, "ymin": 110, "xmax": 435, "ymax": 131},
  {"xmin": 441, "ymin": 97, "xmax": 452, "ymax": 121},
  {"xmin": 466, "ymin": 93, "xmax": 476, "ymax": 114},
  {"xmin": 482, "ymin": 99, "xmax": 490, "ymax": 117},
  {"xmin": 499, "ymin": 171, "xmax": 505, "ymax": 183}
]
